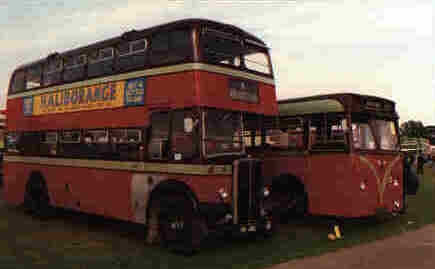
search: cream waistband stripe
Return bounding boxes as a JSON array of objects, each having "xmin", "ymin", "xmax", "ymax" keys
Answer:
[{"xmin": 3, "ymin": 155, "xmax": 233, "ymax": 176}]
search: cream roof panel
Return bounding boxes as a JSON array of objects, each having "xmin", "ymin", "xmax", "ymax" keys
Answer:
[{"xmin": 278, "ymin": 99, "xmax": 344, "ymax": 117}]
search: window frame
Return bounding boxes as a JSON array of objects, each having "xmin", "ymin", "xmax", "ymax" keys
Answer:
[
  {"xmin": 110, "ymin": 128, "xmax": 142, "ymax": 144},
  {"xmin": 63, "ymin": 54, "xmax": 87, "ymax": 70},
  {"xmin": 308, "ymin": 113, "xmax": 349, "ymax": 152},
  {"xmin": 89, "ymin": 48, "xmax": 114, "ymax": 64},
  {"xmin": 84, "ymin": 129, "xmax": 109, "ymax": 144},
  {"xmin": 41, "ymin": 131, "xmax": 59, "ymax": 144},
  {"xmin": 25, "ymin": 64, "xmax": 43, "ymax": 90},
  {"xmin": 119, "ymin": 38, "xmax": 148, "ymax": 57},
  {"xmin": 59, "ymin": 130, "xmax": 82, "ymax": 144},
  {"xmin": 9, "ymin": 70, "xmax": 26, "ymax": 94}
]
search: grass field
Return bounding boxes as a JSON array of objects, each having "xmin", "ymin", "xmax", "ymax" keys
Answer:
[{"xmin": 0, "ymin": 167, "xmax": 433, "ymax": 269}]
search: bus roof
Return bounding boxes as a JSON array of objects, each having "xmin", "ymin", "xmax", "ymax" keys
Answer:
[
  {"xmin": 278, "ymin": 93, "xmax": 397, "ymax": 118},
  {"xmin": 14, "ymin": 18, "xmax": 267, "ymax": 72}
]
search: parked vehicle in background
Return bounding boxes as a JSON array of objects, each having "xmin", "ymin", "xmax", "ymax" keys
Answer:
[
  {"xmin": 246, "ymin": 93, "xmax": 408, "ymax": 219},
  {"xmin": 3, "ymin": 19, "xmax": 278, "ymax": 253}
]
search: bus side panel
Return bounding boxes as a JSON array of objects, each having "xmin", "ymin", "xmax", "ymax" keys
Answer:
[
  {"xmin": 3, "ymin": 161, "xmax": 134, "ymax": 221},
  {"xmin": 307, "ymin": 153, "xmax": 358, "ymax": 217},
  {"xmin": 262, "ymin": 153, "xmax": 306, "ymax": 186},
  {"xmin": 4, "ymin": 160, "xmax": 232, "ymax": 222},
  {"xmin": 3, "ymin": 161, "xmax": 28, "ymax": 206}
]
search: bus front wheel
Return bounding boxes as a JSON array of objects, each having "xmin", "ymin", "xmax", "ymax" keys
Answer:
[{"xmin": 152, "ymin": 194, "xmax": 207, "ymax": 255}]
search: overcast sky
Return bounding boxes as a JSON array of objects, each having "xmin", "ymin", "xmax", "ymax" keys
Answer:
[{"xmin": 0, "ymin": 0, "xmax": 433, "ymax": 125}]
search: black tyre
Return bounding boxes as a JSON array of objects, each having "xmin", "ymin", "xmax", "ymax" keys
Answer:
[
  {"xmin": 272, "ymin": 188, "xmax": 308, "ymax": 223},
  {"xmin": 23, "ymin": 177, "xmax": 52, "ymax": 218},
  {"xmin": 156, "ymin": 194, "xmax": 206, "ymax": 255}
]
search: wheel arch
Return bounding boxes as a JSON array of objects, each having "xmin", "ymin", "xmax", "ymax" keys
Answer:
[
  {"xmin": 271, "ymin": 173, "xmax": 307, "ymax": 194},
  {"xmin": 145, "ymin": 179, "xmax": 200, "ymax": 225}
]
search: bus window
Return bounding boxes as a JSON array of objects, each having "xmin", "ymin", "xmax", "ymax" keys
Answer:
[
  {"xmin": 265, "ymin": 129, "xmax": 288, "ymax": 149},
  {"xmin": 19, "ymin": 132, "xmax": 41, "ymax": 156},
  {"xmin": 243, "ymin": 44, "xmax": 271, "ymax": 75},
  {"xmin": 109, "ymin": 129, "xmax": 143, "ymax": 161},
  {"xmin": 88, "ymin": 48, "xmax": 114, "ymax": 77},
  {"xmin": 6, "ymin": 133, "xmax": 20, "ymax": 153},
  {"xmin": 148, "ymin": 113, "xmax": 170, "ymax": 160},
  {"xmin": 59, "ymin": 130, "xmax": 81, "ymax": 157},
  {"xmin": 149, "ymin": 30, "xmax": 192, "ymax": 66},
  {"xmin": 43, "ymin": 57, "xmax": 62, "ymax": 86},
  {"xmin": 40, "ymin": 132, "xmax": 58, "ymax": 156},
  {"xmin": 117, "ymin": 38, "xmax": 148, "ymax": 71},
  {"xmin": 310, "ymin": 115, "xmax": 347, "ymax": 150},
  {"xmin": 10, "ymin": 70, "xmax": 26, "ymax": 93},
  {"xmin": 63, "ymin": 54, "xmax": 86, "ymax": 82},
  {"xmin": 243, "ymin": 130, "xmax": 262, "ymax": 148},
  {"xmin": 26, "ymin": 65, "xmax": 42, "ymax": 90},
  {"xmin": 204, "ymin": 110, "xmax": 243, "ymax": 156},
  {"xmin": 201, "ymin": 28, "xmax": 243, "ymax": 68},
  {"xmin": 81, "ymin": 130, "xmax": 109, "ymax": 159},
  {"xmin": 372, "ymin": 120, "xmax": 399, "ymax": 151},
  {"xmin": 171, "ymin": 110, "xmax": 199, "ymax": 161},
  {"xmin": 352, "ymin": 122, "xmax": 376, "ymax": 150},
  {"xmin": 149, "ymin": 33, "xmax": 169, "ymax": 66}
]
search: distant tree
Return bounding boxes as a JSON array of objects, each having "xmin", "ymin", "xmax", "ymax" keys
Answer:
[{"xmin": 400, "ymin": 120, "xmax": 429, "ymax": 138}]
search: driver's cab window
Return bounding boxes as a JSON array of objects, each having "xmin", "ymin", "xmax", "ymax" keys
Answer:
[
  {"xmin": 351, "ymin": 116, "xmax": 376, "ymax": 150},
  {"xmin": 148, "ymin": 112, "xmax": 170, "ymax": 160},
  {"xmin": 171, "ymin": 110, "xmax": 200, "ymax": 161}
]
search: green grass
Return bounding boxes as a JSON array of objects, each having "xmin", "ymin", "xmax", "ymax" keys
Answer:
[{"xmin": 0, "ymin": 167, "xmax": 434, "ymax": 269}]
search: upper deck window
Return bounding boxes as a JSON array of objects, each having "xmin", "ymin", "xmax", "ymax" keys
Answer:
[
  {"xmin": 243, "ymin": 43, "xmax": 271, "ymax": 75},
  {"xmin": 88, "ymin": 47, "xmax": 114, "ymax": 77},
  {"xmin": 64, "ymin": 54, "xmax": 86, "ymax": 68},
  {"xmin": 201, "ymin": 28, "xmax": 272, "ymax": 75},
  {"xmin": 63, "ymin": 54, "xmax": 86, "ymax": 82},
  {"xmin": 119, "ymin": 39, "xmax": 148, "ymax": 56},
  {"xmin": 26, "ymin": 65, "xmax": 42, "ymax": 90},
  {"xmin": 89, "ymin": 47, "xmax": 114, "ymax": 63},
  {"xmin": 10, "ymin": 70, "xmax": 25, "ymax": 94},
  {"xmin": 201, "ymin": 28, "xmax": 243, "ymax": 68},
  {"xmin": 43, "ymin": 57, "xmax": 62, "ymax": 86},
  {"xmin": 117, "ymin": 39, "xmax": 148, "ymax": 71},
  {"xmin": 149, "ymin": 29, "xmax": 193, "ymax": 66}
]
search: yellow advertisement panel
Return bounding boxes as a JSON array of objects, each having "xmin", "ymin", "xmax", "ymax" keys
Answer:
[{"xmin": 23, "ymin": 77, "xmax": 146, "ymax": 116}]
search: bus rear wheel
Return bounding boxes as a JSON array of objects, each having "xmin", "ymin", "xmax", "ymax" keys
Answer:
[
  {"xmin": 23, "ymin": 177, "xmax": 52, "ymax": 218},
  {"xmin": 155, "ymin": 194, "xmax": 206, "ymax": 255}
]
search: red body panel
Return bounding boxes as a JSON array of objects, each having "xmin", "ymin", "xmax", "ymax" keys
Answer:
[
  {"xmin": 263, "ymin": 152, "xmax": 403, "ymax": 217},
  {"xmin": 4, "ymin": 161, "xmax": 232, "ymax": 221},
  {"xmin": 7, "ymin": 70, "xmax": 277, "ymax": 131}
]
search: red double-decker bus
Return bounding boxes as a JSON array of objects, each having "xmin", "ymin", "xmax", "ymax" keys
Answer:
[
  {"xmin": 3, "ymin": 19, "xmax": 278, "ymax": 253},
  {"xmin": 247, "ymin": 93, "xmax": 404, "ymax": 218}
]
